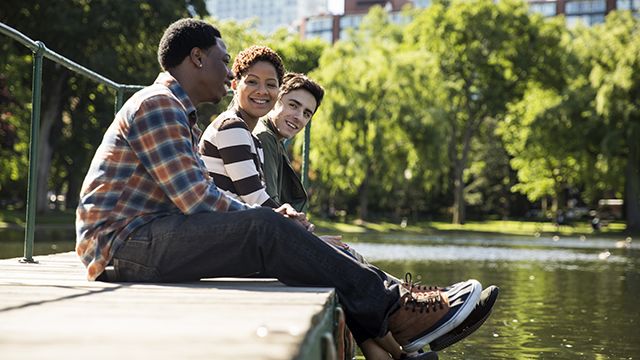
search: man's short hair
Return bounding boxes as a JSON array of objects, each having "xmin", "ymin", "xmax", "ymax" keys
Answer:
[
  {"xmin": 157, "ymin": 18, "xmax": 221, "ymax": 70},
  {"xmin": 279, "ymin": 72, "xmax": 325, "ymax": 112},
  {"xmin": 232, "ymin": 46, "xmax": 285, "ymax": 85}
]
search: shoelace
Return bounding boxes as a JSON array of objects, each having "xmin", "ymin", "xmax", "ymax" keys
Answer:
[
  {"xmin": 401, "ymin": 272, "xmax": 444, "ymax": 313},
  {"xmin": 404, "ymin": 272, "xmax": 440, "ymax": 292}
]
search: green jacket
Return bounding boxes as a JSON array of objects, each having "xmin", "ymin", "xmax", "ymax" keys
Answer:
[{"xmin": 254, "ymin": 118, "xmax": 308, "ymax": 212}]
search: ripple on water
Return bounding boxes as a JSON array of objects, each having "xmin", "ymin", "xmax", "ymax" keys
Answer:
[{"xmin": 352, "ymin": 243, "xmax": 628, "ymax": 263}]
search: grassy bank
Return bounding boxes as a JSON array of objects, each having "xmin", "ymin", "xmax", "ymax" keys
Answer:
[
  {"xmin": 312, "ymin": 217, "xmax": 632, "ymax": 238},
  {"xmin": 0, "ymin": 209, "xmax": 76, "ymax": 228},
  {"xmin": 1, "ymin": 209, "xmax": 633, "ymax": 238}
]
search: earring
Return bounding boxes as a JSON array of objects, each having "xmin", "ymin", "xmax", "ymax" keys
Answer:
[{"xmin": 198, "ymin": 63, "xmax": 203, "ymax": 68}]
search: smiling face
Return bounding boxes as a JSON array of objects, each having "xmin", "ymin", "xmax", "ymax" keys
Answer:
[
  {"xmin": 269, "ymin": 89, "xmax": 318, "ymax": 140},
  {"xmin": 232, "ymin": 61, "xmax": 280, "ymax": 120}
]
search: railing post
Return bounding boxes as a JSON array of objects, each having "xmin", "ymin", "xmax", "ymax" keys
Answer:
[
  {"xmin": 21, "ymin": 41, "xmax": 46, "ymax": 264},
  {"xmin": 301, "ymin": 121, "xmax": 311, "ymax": 189}
]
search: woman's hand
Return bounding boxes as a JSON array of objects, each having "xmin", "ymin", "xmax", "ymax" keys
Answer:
[{"xmin": 273, "ymin": 203, "xmax": 315, "ymax": 232}]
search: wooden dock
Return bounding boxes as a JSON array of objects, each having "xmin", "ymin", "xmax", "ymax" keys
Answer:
[{"xmin": 0, "ymin": 251, "xmax": 343, "ymax": 359}]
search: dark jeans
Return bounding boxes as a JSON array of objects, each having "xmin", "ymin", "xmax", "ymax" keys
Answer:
[{"xmin": 111, "ymin": 207, "xmax": 400, "ymax": 341}]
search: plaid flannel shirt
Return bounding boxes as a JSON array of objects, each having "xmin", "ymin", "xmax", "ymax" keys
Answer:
[{"xmin": 76, "ymin": 72, "xmax": 250, "ymax": 280}]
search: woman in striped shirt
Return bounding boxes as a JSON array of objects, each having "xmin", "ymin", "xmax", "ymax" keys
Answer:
[{"xmin": 199, "ymin": 45, "xmax": 284, "ymax": 207}]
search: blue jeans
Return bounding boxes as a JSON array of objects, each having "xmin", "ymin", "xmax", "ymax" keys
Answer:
[{"xmin": 111, "ymin": 207, "xmax": 400, "ymax": 341}]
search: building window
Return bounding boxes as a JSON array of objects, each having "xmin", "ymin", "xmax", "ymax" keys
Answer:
[
  {"xmin": 565, "ymin": 13, "xmax": 605, "ymax": 25},
  {"xmin": 617, "ymin": 0, "xmax": 640, "ymax": 10},
  {"xmin": 529, "ymin": 1, "xmax": 557, "ymax": 17},
  {"xmin": 413, "ymin": 0, "xmax": 432, "ymax": 8},
  {"xmin": 340, "ymin": 14, "xmax": 364, "ymax": 28},
  {"xmin": 565, "ymin": 0, "xmax": 606, "ymax": 14},
  {"xmin": 307, "ymin": 17, "xmax": 332, "ymax": 32}
]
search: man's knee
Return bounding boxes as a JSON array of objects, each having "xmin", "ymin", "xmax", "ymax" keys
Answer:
[
  {"xmin": 249, "ymin": 207, "xmax": 283, "ymax": 222},
  {"xmin": 250, "ymin": 207, "xmax": 309, "ymax": 238}
]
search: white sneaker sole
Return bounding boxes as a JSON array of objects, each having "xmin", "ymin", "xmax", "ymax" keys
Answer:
[{"xmin": 402, "ymin": 279, "xmax": 482, "ymax": 353}]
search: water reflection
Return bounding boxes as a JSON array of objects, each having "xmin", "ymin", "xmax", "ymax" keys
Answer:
[
  {"xmin": 350, "ymin": 233, "xmax": 639, "ymax": 251},
  {"xmin": 0, "ymin": 227, "xmax": 75, "ymax": 259}
]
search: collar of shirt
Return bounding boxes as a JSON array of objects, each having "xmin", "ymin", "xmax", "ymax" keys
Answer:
[{"xmin": 154, "ymin": 72, "xmax": 198, "ymax": 126}]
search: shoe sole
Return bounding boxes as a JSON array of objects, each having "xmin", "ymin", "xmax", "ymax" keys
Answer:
[
  {"xmin": 429, "ymin": 285, "xmax": 499, "ymax": 352},
  {"xmin": 402, "ymin": 279, "xmax": 482, "ymax": 353}
]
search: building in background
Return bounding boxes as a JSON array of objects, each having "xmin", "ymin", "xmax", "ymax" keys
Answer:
[
  {"xmin": 206, "ymin": 0, "xmax": 329, "ymax": 34},
  {"xmin": 343, "ymin": 0, "xmax": 411, "ymax": 13},
  {"xmin": 529, "ymin": 0, "xmax": 639, "ymax": 26},
  {"xmin": 301, "ymin": 0, "xmax": 416, "ymax": 43},
  {"xmin": 301, "ymin": 0, "xmax": 640, "ymax": 43}
]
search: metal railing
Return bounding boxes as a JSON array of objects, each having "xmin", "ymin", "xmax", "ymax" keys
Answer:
[{"xmin": 0, "ymin": 22, "xmax": 144, "ymax": 263}]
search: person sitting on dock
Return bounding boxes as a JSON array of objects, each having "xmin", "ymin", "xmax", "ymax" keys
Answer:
[{"xmin": 75, "ymin": 18, "xmax": 496, "ymax": 358}]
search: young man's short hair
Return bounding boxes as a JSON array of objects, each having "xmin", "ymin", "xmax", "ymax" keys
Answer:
[
  {"xmin": 157, "ymin": 18, "xmax": 221, "ymax": 70},
  {"xmin": 232, "ymin": 45, "xmax": 285, "ymax": 85},
  {"xmin": 279, "ymin": 72, "xmax": 325, "ymax": 112}
]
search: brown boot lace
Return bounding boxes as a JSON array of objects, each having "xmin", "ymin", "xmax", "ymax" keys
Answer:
[
  {"xmin": 400, "ymin": 273, "xmax": 446, "ymax": 313},
  {"xmin": 403, "ymin": 272, "xmax": 440, "ymax": 292}
]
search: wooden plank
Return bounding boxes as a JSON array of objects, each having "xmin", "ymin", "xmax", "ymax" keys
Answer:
[{"xmin": 0, "ymin": 252, "xmax": 337, "ymax": 359}]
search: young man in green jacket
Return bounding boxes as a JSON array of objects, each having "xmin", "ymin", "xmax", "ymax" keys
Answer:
[{"xmin": 253, "ymin": 72, "xmax": 314, "ymax": 212}]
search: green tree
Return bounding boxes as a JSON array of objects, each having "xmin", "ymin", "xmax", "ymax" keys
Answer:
[
  {"xmin": 404, "ymin": 0, "xmax": 564, "ymax": 223},
  {"xmin": 500, "ymin": 82, "xmax": 595, "ymax": 214},
  {"xmin": 0, "ymin": 57, "xmax": 31, "ymax": 207},
  {"xmin": 501, "ymin": 12, "xmax": 640, "ymax": 231},
  {"xmin": 584, "ymin": 11, "xmax": 640, "ymax": 231},
  {"xmin": 0, "ymin": 0, "xmax": 206, "ymax": 212},
  {"xmin": 310, "ymin": 7, "xmax": 447, "ymax": 219},
  {"xmin": 268, "ymin": 29, "xmax": 328, "ymax": 74}
]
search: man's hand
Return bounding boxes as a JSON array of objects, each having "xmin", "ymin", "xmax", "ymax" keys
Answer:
[{"xmin": 273, "ymin": 204, "xmax": 315, "ymax": 232}]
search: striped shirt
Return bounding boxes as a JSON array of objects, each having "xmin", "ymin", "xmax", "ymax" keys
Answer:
[
  {"xmin": 199, "ymin": 110, "xmax": 277, "ymax": 207},
  {"xmin": 76, "ymin": 72, "xmax": 250, "ymax": 281}
]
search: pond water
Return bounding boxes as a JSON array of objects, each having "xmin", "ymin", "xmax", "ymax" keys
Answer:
[
  {"xmin": 0, "ymin": 227, "xmax": 76, "ymax": 259},
  {"xmin": 347, "ymin": 233, "xmax": 640, "ymax": 360},
  {"xmin": 1, "ymin": 229, "xmax": 638, "ymax": 359}
]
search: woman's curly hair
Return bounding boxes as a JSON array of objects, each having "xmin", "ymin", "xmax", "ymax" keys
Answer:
[{"xmin": 232, "ymin": 45, "xmax": 285, "ymax": 85}]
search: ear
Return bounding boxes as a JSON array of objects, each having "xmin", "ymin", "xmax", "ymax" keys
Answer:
[
  {"xmin": 189, "ymin": 47, "xmax": 203, "ymax": 68},
  {"xmin": 231, "ymin": 79, "xmax": 238, "ymax": 90}
]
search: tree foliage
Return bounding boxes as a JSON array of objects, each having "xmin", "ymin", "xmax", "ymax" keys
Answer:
[
  {"xmin": 501, "ymin": 11, "xmax": 640, "ymax": 229},
  {"xmin": 1, "ymin": 0, "xmax": 208, "ymax": 211},
  {"xmin": 402, "ymin": 0, "xmax": 564, "ymax": 223},
  {"xmin": 310, "ymin": 7, "xmax": 447, "ymax": 219},
  {"xmin": 587, "ymin": 12, "xmax": 640, "ymax": 230}
]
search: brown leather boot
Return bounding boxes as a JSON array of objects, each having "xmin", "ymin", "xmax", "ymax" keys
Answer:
[{"xmin": 388, "ymin": 278, "xmax": 481, "ymax": 353}]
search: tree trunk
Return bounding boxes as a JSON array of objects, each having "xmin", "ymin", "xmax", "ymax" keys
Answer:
[
  {"xmin": 625, "ymin": 135, "xmax": 640, "ymax": 232},
  {"xmin": 452, "ymin": 160, "xmax": 465, "ymax": 224},
  {"xmin": 65, "ymin": 168, "xmax": 81, "ymax": 210},
  {"xmin": 451, "ymin": 117, "xmax": 476, "ymax": 224},
  {"xmin": 35, "ymin": 75, "xmax": 67, "ymax": 213},
  {"xmin": 357, "ymin": 166, "xmax": 371, "ymax": 221}
]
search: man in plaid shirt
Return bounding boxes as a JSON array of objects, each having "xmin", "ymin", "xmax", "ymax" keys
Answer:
[{"xmin": 75, "ymin": 18, "xmax": 494, "ymax": 358}]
